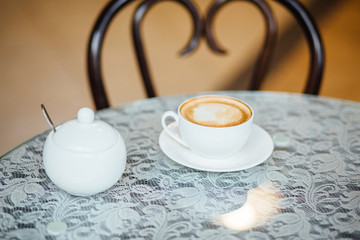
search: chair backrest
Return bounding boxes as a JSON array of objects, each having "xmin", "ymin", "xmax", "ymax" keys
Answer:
[{"xmin": 87, "ymin": 0, "xmax": 324, "ymax": 110}]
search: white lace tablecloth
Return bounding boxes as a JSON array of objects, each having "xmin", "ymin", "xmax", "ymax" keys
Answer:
[{"xmin": 1, "ymin": 91, "xmax": 359, "ymax": 239}]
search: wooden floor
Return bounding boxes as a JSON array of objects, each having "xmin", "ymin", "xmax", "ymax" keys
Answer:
[{"xmin": 1, "ymin": 0, "xmax": 359, "ymax": 155}]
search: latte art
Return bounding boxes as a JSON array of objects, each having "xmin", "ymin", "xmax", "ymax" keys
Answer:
[{"xmin": 180, "ymin": 96, "xmax": 252, "ymax": 127}]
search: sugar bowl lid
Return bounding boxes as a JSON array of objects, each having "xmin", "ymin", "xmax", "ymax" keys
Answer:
[{"xmin": 52, "ymin": 108, "xmax": 119, "ymax": 152}]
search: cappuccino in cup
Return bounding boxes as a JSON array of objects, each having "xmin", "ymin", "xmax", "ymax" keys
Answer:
[
  {"xmin": 161, "ymin": 95, "xmax": 253, "ymax": 159},
  {"xmin": 180, "ymin": 96, "xmax": 252, "ymax": 128}
]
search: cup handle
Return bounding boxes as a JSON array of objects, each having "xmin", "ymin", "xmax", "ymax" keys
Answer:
[{"xmin": 161, "ymin": 111, "xmax": 188, "ymax": 147}]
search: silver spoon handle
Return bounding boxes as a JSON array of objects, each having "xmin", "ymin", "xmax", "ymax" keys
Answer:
[{"xmin": 41, "ymin": 104, "xmax": 56, "ymax": 132}]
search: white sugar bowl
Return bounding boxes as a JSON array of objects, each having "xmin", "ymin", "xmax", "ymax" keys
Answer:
[{"xmin": 42, "ymin": 107, "xmax": 126, "ymax": 196}]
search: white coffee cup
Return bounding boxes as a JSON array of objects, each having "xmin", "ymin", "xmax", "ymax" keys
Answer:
[{"xmin": 161, "ymin": 95, "xmax": 254, "ymax": 158}]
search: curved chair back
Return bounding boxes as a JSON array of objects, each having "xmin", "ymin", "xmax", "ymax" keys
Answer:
[{"xmin": 88, "ymin": 0, "xmax": 324, "ymax": 110}]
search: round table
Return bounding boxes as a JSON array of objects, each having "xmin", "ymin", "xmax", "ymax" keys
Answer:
[{"xmin": 1, "ymin": 91, "xmax": 359, "ymax": 239}]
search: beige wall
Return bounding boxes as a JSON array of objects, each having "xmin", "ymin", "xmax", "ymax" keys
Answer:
[{"xmin": 1, "ymin": 0, "xmax": 359, "ymax": 155}]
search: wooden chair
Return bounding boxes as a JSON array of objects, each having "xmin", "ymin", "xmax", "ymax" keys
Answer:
[{"xmin": 87, "ymin": 0, "xmax": 324, "ymax": 110}]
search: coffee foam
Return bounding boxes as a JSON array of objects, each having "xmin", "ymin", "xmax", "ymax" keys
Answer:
[{"xmin": 180, "ymin": 96, "xmax": 252, "ymax": 127}]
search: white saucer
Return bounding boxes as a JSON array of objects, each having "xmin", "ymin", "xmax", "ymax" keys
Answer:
[{"xmin": 159, "ymin": 124, "xmax": 274, "ymax": 172}]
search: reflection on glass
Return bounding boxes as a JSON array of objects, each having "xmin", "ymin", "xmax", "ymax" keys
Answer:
[{"xmin": 219, "ymin": 181, "xmax": 280, "ymax": 231}]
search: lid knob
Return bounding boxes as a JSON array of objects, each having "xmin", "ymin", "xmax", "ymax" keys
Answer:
[{"xmin": 77, "ymin": 108, "xmax": 94, "ymax": 124}]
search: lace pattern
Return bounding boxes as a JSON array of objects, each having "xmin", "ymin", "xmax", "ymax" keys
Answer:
[{"xmin": 1, "ymin": 91, "xmax": 359, "ymax": 239}]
